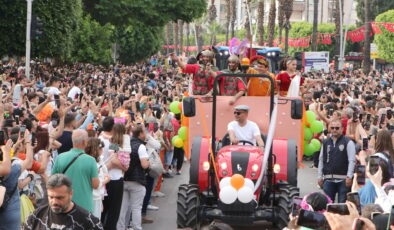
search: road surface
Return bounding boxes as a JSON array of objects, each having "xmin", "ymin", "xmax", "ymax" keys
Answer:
[{"xmin": 143, "ymin": 160, "xmax": 319, "ymax": 230}]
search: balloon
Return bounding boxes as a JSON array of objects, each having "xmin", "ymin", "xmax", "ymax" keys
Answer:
[
  {"xmin": 306, "ymin": 111, "xmax": 316, "ymax": 124},
  {"xmin": 178, "ymin": 126, "xmax": 188, "ymax": 141},
  {"xmin": 310, "ymin": 120, "xmax": 324, "ymax": 134},
  {"xmin": 219, "ymin": 177, "xmax": 231, "ymax": 190},
  {"xmin": 310, "ymin": 138, "xmax": 321, "ymax": 152},
  {"xmin": 230, "ymin": 174, "xmax": 245, "ymax": 190},
  {"xmin": 304, "ymin": 143, "xmax": 315, "ymax": 156},
  {"xmin": 174, "ymin": 137, "xmax": 184, "ymax": 148},
  {"xmin": 172, "ymin": 136, "xmax": 179, "ymax": 145},
  {"xmin": 178, "ymin": 102, "xmax": 182, "ymax": 111},
  {"xmin": 219, "ymin": 186, "xmax": 238, "ymax": 204},
  {"xmin": 304, "ymin": 127, "xmax": 313, "ymax": 141},
  {"xmin": 244, "ymin": 178, "xmax": 254, "ymax": 190},
  {"xmin": 170, "ymin": 101, "xmax": 181, "ymax": 114},
  {"xmin": 237, "ymin": 186, "xmax": 254, "ymax": 203}
]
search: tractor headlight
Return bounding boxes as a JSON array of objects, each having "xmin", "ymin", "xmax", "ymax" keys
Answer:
[
  {"xmin": 271, "ymin": 52, "xmax": 276, "ymax": 56},
  {"xmin": 203, "ymin": 161, "xmax": 210, "ymax": 171},
  {"xmin": 267, "ymin": 52, "xmax": 271, "ymax": 57},
  {"xmin": 220, "ymin": 162, "xmax": 227, "ymax": 170},
  {"xmin": 274, "ymin": 164, "xmax": 281, "ymax": 174},
  {"xmin": 252, "ymin": 164, "xmax": 259, "ymax": 172},
  {"xmin": 224, "ymin": 51, "xmax": 229, "ymax": 55}
]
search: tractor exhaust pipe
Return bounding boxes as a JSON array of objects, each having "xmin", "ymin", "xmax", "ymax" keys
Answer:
[{"xmin": 254, "ymin": 97, "xmax": 278, "ymax": 192}]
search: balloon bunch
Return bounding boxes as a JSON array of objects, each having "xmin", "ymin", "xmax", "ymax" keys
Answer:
[
  {"xmin": 304, "ymin": 111, "xmax": 324, "ymax": 156},
  {"xmin": 172, "ymin": 126, "xmax": 187, "ymax": 148},
  {"xmin": 169, "ymin": 101, "xmax": 182, "ymax": 114}
]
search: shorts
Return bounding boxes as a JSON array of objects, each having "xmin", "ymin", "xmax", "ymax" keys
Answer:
[{"xmin": 164, "ymin": 150, "xmax": 173, "ymax": 166}]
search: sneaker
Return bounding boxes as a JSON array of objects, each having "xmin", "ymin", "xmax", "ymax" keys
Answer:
[
  {"xmin": 176, "ymin": 171, "xmax": 181, "ymax": 175},
  {"xmin": 152, "ymin": 191, "xmax": 165, "ymax": 197},
  {"xmin": 163, "ymin": 172, "xmax": 173, "ymax": 178},
  {"xmin": 142, "ymin": 216, "xmax": 154, "ymax": 224},
  {"xmin": 147, "ymin": 204, "xmax": 159, "ymax": 211}
]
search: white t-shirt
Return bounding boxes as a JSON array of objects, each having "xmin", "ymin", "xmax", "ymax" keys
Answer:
[
  {"xmin": 47, "ymin": 86, "xmax": 61, "ymax": 95},
  {"xmin": 227, "ymin": 120, "xmax": 261, "ymax": 146},
  {"xmin": 67, "ymin": 86, "xmax": 81, "ymax": 100},
  {"xmin": 138, "ymin": 144, "xmax": 149, "ymax": 159}
]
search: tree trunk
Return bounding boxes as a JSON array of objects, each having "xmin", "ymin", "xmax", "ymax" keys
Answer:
[
  {"xmin": 174, "ymin": 21, "xmax": 179, "ymax": 55},
  {"xmin": 186, "ymin": 23, "xmax": 190, "ymax": 56},
  {"xmin": 363, "ymin": 0, "xmax": 371, "ymax": 73},
  {"xmin": 208, "ymin": 0, "xmax": 217, "ymax": 24},
  {"xmin": 230, "ymin": 0, "xmax": 236, "ymax": 39},
  {"xmin": 334, "ymin": 0, "xmax": 341, "ymax": 70},
  {"xmin": 278, "ymin": 0, "xmax": 286, "ymax": 44},
  {"xmin": 195, "ymin": 24, "xmax": 203, "ymax": 52},
  {"xmin": 225, "ymin": 0, "xmax": 231, "ymax": 45},
  {"xmin": 179, "ymin": 20, "xmax": 184, "ymax": 55},
  {"xmin": 257, "ymin": 0, "xmax": 265, "ymax": 45},
  {"xmin": 284, "ymin": 0, "xmax": 294, "ymax": 53},
  {"xmin": 245, "ymin": 0, "xmax": 252, "ymax": 41},
  {"xmin": 165, "ymin": 23, "xmax": 171, "ymax": 54},
  {"xmin": 267, "ymin": 0, "xmax": 276, "ymax": 46},
  {"xmin": 306, "ymin": 0, "xmax": 309, "ymax": 22},
  {"xmin": 311, "ymin": 0, "xmax": 319, "ymax": 51}
]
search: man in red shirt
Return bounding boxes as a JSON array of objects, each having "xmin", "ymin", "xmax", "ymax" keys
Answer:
[
  {"xmin": 211, "ymin": 55, "xmax": 246, "ymax": 105},
  {"xmin": 171, "ymin": 50, "xmax": 218, "ymax": 95}
]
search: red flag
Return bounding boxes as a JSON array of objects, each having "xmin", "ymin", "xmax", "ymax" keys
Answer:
[
  {"xmin": 317, "ymin": 33, "xmax": 333, "ymax": 45},
  {"xmin": 347, "ymin": 26, "xmax": 366, "ymax": 43},
  {"xmin": 381, "ymin": 23, "xmax": 394, "ymax": 32},
  {"xmin": 371, "ymin": 23, "xmax": 382, "ymax": 34}
]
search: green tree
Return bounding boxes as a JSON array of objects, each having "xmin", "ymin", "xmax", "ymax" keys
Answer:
[
  {"xmin": 374, "ymin": 10, "xmax": 394, "ymax": 63},
  {"xmin": 117, "ymin": 23, "xmax": 162, "ymax": 64},
  {"xmin": 72, "ymin": 15, "xmax": 114, "ymax": 64},
  {"xmin": 355, "ymin": 0, "xmax": 394, "ymax": 24}
]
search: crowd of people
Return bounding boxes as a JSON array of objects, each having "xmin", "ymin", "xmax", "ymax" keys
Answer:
[{"xmin": 0, "ymin": 50, "xmax": 392, "ymax": 230}]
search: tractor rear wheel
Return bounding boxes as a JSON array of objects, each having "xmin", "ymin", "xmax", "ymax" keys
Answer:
[
  {"xmin": 274, "ymin": 184, "xmax": 300, "ymax": 229},
  {"xmin": 177, "ymin": 184, "xmax": 201, "ymax": 230}
]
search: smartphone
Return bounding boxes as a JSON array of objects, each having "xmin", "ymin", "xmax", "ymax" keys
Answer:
[
  {"xmin": 380, "ymin": 113, "xmax": 386, "ymax": 125},
  {"xmin": 291, "ymin": 197, "xmax": 303, "ymax": 217},
  {"xmin": 320, "ymin": 104, "xmax": 323, "ymax": 111},
  {"xmin": 52, "ymin": 120, "xmax": 58, "ymax": 128},
  {"xmin": 373, "ymin": 116, "xmax": 379, "ymax": 126},
  {"xmin": 353, "ymin": 112, "xmax": 358, "ymax": 122},
  {"xmin": 14, "ymin": 115, "xmax": 19, "ymax": 125},
  {"xmin": 329, "ymin": 109, "xmax": 334, "ymax": 116},
  {"xmin": 390, "ymin": 205, "xmax": 394, "ymax": 225},
  {"xmin": 79, "ymin": 93, "xmax": 83, "ymax": 103},
  {"xmin": 31, "ymin": 133, "xmax": 36, "ymax": 145},
  {"xmin": 0, "ymin": 131, "xmax": 5, "ymax": 145},
  {"xmin": 327, "ymin": 203, "xmax": 350, "ymax": 215},
  {"xmin": 362, "ymin": 138, "xmax": 368, "ymax": 150},
  {"xmin": 369, "ymin": 156, "xmax": 381, "ymax": 175},
  {"xmin": 163, "ymin": 96, "xmax": 167, "ymax": 105},
  {"xmin": 347, "ymin": 192, "xmax": 361, "ymax": 214},
  {"xmin": 297, "ymin": 209, "xmax": 327, "ymax": 229},
  {"xmin": 353, "ymin": 218, "xmax": 365, "ymax": 230},
  {"xmin": 356, "ymin": 165, "xmax": 366, "ymax": 185},
  {"xmin": 359, "ymin": 113, "xmax": 363, "ymax": 122},
  {"xmin": 388, "ymin": 110, "xmax": 392, "ymax": 120},
  {"xmin": 366, "ymin": 113, "xmax": 371, "ymax": 121},
  {"xmin": 20, "ymin": 125, "xmax": 26, "ymax": 138},
  {"xmin": 54, "ymin": 94, "xmax": 60, "ymax": 108}
]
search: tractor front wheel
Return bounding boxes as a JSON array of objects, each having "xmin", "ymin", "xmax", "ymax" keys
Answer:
[
  {"xmin": 274, "ymin": 184, "xmax": 300, "ymax": 229},
  {"xmin": 177, "ymin": 184, "xmax": 201, "ymax": 230}
]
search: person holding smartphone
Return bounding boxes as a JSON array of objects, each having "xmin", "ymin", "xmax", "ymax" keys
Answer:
[{"xmin": 318, "ymin": 119, "xmax": 356, "ymax": 203}]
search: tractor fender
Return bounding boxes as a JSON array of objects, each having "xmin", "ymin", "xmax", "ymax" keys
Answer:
[
  {"xmin": 272, "ymin": 138, "xmax": 298, "ymax": 187},
  {"xmin": 189, "ymin": 136, "xmax": 210, "ymax": 192}
]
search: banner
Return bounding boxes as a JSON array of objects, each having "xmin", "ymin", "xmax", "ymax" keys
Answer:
[
  {"xmin": 288, "ymin": 36, "xmax": 311, "ymax": 47},
  {"xmin": 371, "ymin": 23, "xmax": 382, "ymax": 34},
  {"xmin": 347, "ymin": 26, "xmax": 366, "ymax": 43},
  {"xmin": 380, "ymin": 23, "xmax": 394, "ymax": 32},
  {"xmin": 317, "ymin": 33, "xmax": 334, "ymax": 45}
]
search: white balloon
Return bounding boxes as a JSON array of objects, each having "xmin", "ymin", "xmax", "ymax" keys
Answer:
[
  {"xmin": 244, "ymin": 178, "xmax": 254, "ymax": 190},
  {"xmin": 219, "ymin": 177, "xmax": 231, "ymax": 190},
  {"xmin": 237, "ymin": 186, "xmax": 254, "ymax": 203},
  {"xmin": 219, "ymin": 186, "xmax": 238, "ymax": 204}
]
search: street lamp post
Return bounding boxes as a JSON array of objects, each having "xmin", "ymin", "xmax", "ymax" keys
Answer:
[
  {"xmin": 25, "ymin": 0, "xmax": 33, "ymax": 80},
  {"xmin": 338, "ymin": 0, "xmax": 354, "ymax": 71}
]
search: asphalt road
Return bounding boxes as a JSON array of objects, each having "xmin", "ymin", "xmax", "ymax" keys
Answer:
[{"xmin": 143, "ymin": 160, "xmax": 319, "ymax": 230}]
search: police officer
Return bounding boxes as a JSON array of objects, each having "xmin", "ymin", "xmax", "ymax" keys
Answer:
[{"xmin": 317, "ymin": 119, "xmax": 356, "ymax": 203}]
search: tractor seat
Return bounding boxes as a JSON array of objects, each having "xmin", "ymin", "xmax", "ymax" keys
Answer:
[{"xmin": 220, "ymin": 133, "xmax": 267, "ymax": 148}]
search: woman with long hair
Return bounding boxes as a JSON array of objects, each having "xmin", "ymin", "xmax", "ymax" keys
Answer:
[
  {"xmin": 85, "ymin": 137, "xmax": 110, "ymax": 219},
  {"xmin": 276, "ymin": 57, "xmax": 304, "ymax": 96},
  {"xmin": 375, "ymin": 129, "xmax": 394, "ymax": 163}
]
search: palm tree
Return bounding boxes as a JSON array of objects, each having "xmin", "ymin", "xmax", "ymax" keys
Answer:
[
  {"xmin": 363, "ymin": 0, "xmax": 371, "ymax": 73},
  {"xmin": 173, "ymin": 21, "xmax": 179, "ymax": 55},
  {"xmin": 257, "ymin": 0, "xmax": 265, "ymax": 45},
  {"xmin": 334, "ymin": 0, "xmax": 342, "ymax": 69},
  {"xmin": 230, "ymin": 0, "xmax": 236, "ymax": 39},
  {"xmin": 208, "ymin": 0, "xmax": 217, "ymax": 23},
  {"xmin": 179, "ymin": 20, "xmax": 184, "ymax": 55},
  {"xmin": 267, "ymin": 0, "xmax": 276, "ymax": 46},
  {"xmin": 186, "ymin": 23, "xmax": 190, "ymax": 56},
  {"xmin": 244, "ymin": 0, "xmax": 252, "ymax": 40},
  {"xmin": 225, "ymin": 0, "xmax": 231, "ymax": 45},
  {"xmin": 283, "ymin": 0, "xmax": 294, "ymax": 53},
  {"xmin": 311, "ymin": 0, "xmax": 319, "ymax": 51},
  {"xmin": 278, "ymin": 0, "xmax": 286, "ymax": 44}
]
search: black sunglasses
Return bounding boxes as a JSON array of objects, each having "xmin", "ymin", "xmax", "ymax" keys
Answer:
[
  {"xmin": 234, "ymin": 111, "xmax": 245, "ymax": 115},
  {"xmin": 331, "ymin": 126, "xmax": 341, "ymax": 130}
]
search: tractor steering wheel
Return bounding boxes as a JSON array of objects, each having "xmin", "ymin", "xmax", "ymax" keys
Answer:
[{"xmin": 238, "ymin": 140, "xmax": 255, "ymax": 146}]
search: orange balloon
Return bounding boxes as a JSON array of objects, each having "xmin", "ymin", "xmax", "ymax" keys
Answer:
[
  {"xmin": 178, "ymin": 102, "xmax": 182, "ymax": 111},
  {"xmin": 230, "ymin": 174, "xmax": 245, "ymax": 190}
]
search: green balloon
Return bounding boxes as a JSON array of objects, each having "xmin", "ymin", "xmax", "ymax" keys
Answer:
[
  {"xmin": 172, "ymin": 135, "xmax": 179, "ymax": 145},
  {"xmin": 310, "ymin": 120, "xmax": 324, "ymax": 134},
  {"xmin": 170, "ymin": 101, "xmax": 181, "ymax": 114},
  {"xmin": 306, "ymin": 111, "xmax": 316, "ymax": 124},
  {"xmin": 304, "ymin": 127, "xmax": 313, "ymax": 141},
  {"xmin": 178, "ymin": 126, "xmax": 188, "ymax": 141},
  {"xmin": 310, "ymin": 138, "xmax": 321, "ymax": 152},
  {"xmin": 304, "ymin": 143, "xmax": 315, "ymax": 156}
]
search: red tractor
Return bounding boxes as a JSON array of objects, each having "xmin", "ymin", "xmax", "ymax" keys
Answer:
[{"xmin": 177, "ymin": 73, "xmax": 304, "ymax": 229}]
